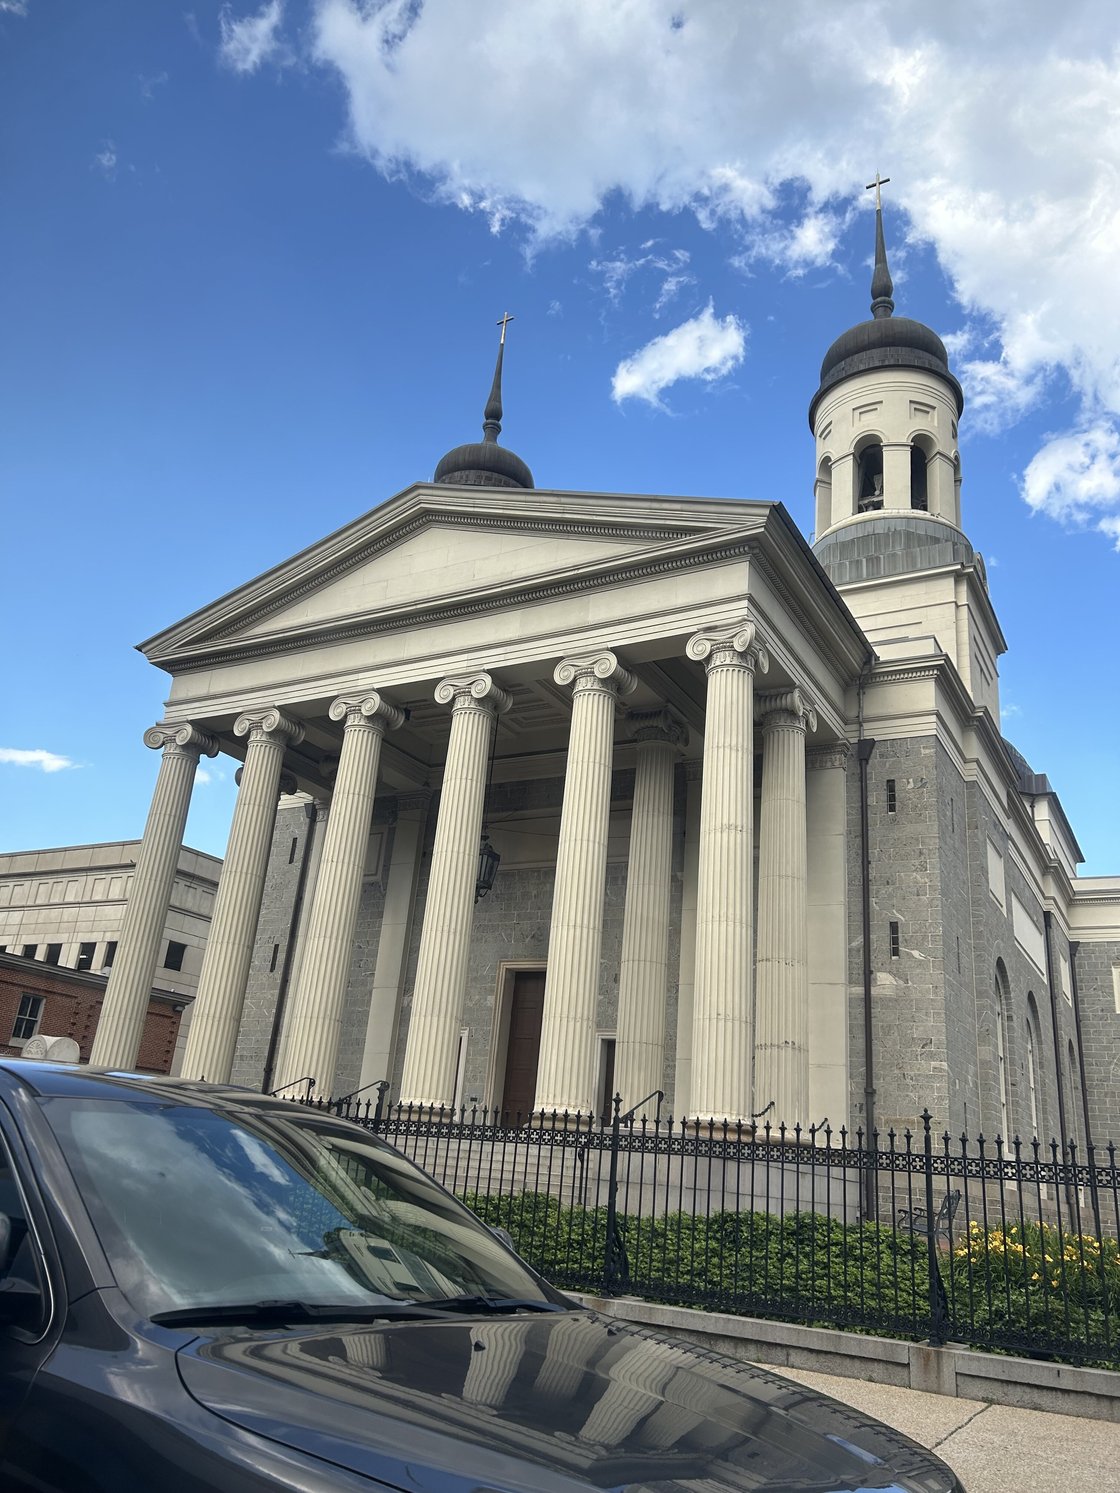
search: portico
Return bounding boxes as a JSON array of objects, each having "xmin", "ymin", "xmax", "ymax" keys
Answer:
[{"xmin": 94, "ymin": 479, "xmax": 864, "ymax": 1129}]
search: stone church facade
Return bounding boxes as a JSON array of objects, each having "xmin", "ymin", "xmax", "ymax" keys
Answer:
[{"xmin": 91, "ymin": 209, "xmax": 1120, "ymax": 1147}]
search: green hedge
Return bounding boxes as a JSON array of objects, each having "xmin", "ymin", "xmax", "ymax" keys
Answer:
[{"xmin": 463, "ymin": 1191, "xmax": 1120, "ymax": 1366}]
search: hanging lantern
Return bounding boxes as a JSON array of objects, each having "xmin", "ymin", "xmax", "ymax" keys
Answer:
[{"xmin": 475, "ymin": 832, "xmax": 500, "ymax": 901}]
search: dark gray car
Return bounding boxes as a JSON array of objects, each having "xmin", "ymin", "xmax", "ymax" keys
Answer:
[{"xmin": 0, "ymin": 1061, "xmax": 964, "ymax": 1491}]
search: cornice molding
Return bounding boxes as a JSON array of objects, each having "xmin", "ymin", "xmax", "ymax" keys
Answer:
[
  {"xmin": 151, "ymin": 535, "xmax": 757, "ymax": 673},
  {"xmin": 206, "ymin": 512, "xmax": 701, "ymax": 644}
]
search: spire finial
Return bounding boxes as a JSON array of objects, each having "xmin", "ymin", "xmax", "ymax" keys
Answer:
[
  {"xmin": 865, "ymin": 173, "xmax": 894, "ymax": 319},
  {"xmin": 483, "ymin": 312, "xmax": 513, "ymax": 443}
]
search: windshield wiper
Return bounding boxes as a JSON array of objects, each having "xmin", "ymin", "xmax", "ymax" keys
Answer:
[
  {"xmin": 418, "ymin": 1294, "xmax": 570, "ymax": 1315},
  {"xmin": 150, "ymin": 1298, "xmax": 454, "ymax": 1328}
]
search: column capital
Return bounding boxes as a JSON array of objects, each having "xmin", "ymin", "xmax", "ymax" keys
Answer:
[
  {"xmin": 756, "ymin": 687, "xmax": 817, "ymax": 733},
  {"xmin": 143, "ymin": 721, "xmax": 219, "ymax": 759},
  {"xmin": 627, "ymin": 707, "xmax": 689, "ymax": 749},
  {"xmin": 807, "ymin": 741, "xmax": 852, "ymax": 771},
  {"xmin": 329, "ymin": 692, "xmax": 406, "ymax": 734},
  {"xmin": 433, "ymin": 671, "xmax": 513, "ymax": 715},
  {"xmin": 686, "ymin": 621, "xmax": 769, "ymax": 677},
  {"xmin": 554, "ymin": 649, "xmax": 637, "ymax": 698},
  {"xmin": 233, "ymin": 707, "xmax": 305, "ymax": 749}
]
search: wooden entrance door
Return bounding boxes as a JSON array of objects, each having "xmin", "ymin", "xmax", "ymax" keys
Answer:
[{"xmin": 501, "ymin": 970, "xmax": 545, "ymax": 1121}]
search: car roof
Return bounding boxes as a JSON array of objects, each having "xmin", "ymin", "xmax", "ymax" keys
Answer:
[{"xmin": 0, "ymin": 1058, "xmax": 292, "ymax": 1110}]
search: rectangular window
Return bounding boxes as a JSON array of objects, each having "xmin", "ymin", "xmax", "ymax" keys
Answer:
[
  {"xmin": 1058, "ymin": 950, "xmax": 1072, "ymax": 1006},
  {"xmin": 886, "ymin": 779, "xmax": 897, "ymax": 814},
  {"xmin": 75, "ymin": 941, "xmax": 97, "ymax": 972},
  {"xmin": 269, "ymin": 942, "xmax": 280, "ymax": 973},
  {"xmin": 288, "ymin": 837, "xmax": 298, "ymax": 865},
  {"xmin": 956, "ymin": 935, "xmax": 961, "ymax": 974},
  {"xmin": 987, "ymin": 839, "xmax": 1006, "ymax": 909},
  {"xmin": 163, "ymin": 940, "xmax": 187, "ymax": 972},
  {"xmin": 889, "ymin": 921, "xmax": 901, "ymax": 959},
  {"xmin": 1113, "ymin": 966, "xmax": 1120, "ymax": 1016},
  {"xmin": 21, "ymin": 944, "xmax": 37, "ymax": 959},
  {"xmin": 950, "ymin": 798, "xmax": 955, "ymax": 832},
  {"xmin": 12, "ymin": 993, "xmax": 44, "ymax": 1042},
  {"xmin": 1010, "ymin": 893, "xmax": 1046, "ymax": 973},
  {"xmin": 103, "ymin": 941, "xmax": 118, "ymax": 968},
  {"xmin": 452, "ymin": 1029, "xmax": 469, "ymax": 1111},
  {"xmin": 596, "ymin": 1035, "xmax": 618, "ymax": 1123},
  {"xmin": 43, "ymin": 943, "xmax": 63, "ymax": 966}
]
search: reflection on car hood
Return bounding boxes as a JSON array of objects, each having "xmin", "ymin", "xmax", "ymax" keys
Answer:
[{"xmin": 176, "ymin": 1310, "xmax": 952, "ymax": 1493}]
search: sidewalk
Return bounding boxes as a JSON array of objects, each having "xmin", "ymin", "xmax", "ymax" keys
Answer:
[{"xmin": 775, "ymin": 1364, "xmax": 1120, "ymax": 1493}]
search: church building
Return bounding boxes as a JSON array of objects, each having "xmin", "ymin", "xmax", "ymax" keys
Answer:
[{"xmin": 90, "ymin": 204, "xmax": 1120, "ymax": 1148}]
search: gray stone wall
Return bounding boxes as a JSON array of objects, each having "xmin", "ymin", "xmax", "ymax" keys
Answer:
[
  {"xmin": 1072, "ymin": 938, "xmax": 1120, "ymax": 1147},
  {"xmin": 230, "ymin": 800, "xmax": 310, "ymax": 1090}
]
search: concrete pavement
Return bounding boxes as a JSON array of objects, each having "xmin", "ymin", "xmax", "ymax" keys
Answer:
[{"xmin": 775, "ymin": 1364, "xmax": 1120, "ymax": 1493}]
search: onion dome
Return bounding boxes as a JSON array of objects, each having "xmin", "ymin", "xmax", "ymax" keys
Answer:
[
  {"xmin": 808, "ymin": 192, "xmax": 963, "ymax": 428},
  {"xmin": 434, "ymin": 318, "xmax": 534, "ymax": 489}
]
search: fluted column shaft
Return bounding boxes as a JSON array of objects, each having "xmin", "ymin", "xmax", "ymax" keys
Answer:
[
  {"xmin": 614, "ymin": 711, "xmax": 686, "ymax": 1117},
  {"xmin": 686, "ymin": 622, "xmax": 768, "ymax": 1123},
  {"xmin": 754, "ymin": 689, "xmax": 816, "ymax": 1130},
  {"xmin": 399, "ymin": 673, "xmax": 511, "ymax": 1108},
  {"xmin": 181, "ymin": 708, "xmax": 303, "ymax": 1082},
  {"xmin": 274, "ymin": 695, "xmax": 404, "ymax": 1095},
  {"xmin": 536, "ymin": 650, "xmax": 636, "ymax": 1115},
  {"xmin": 90, "ymin": 723, "xmax": 217, "ymax": 1067}
]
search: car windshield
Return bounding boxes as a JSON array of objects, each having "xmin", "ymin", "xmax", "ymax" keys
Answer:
[{"xmin": 41, "ymin": 1096, "xmax": 558, "ymax": 1321}]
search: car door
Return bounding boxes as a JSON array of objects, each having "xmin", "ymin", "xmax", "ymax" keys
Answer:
[{"xmin": 0, "ymin": 1116, "xmax": 57, "ymax": 1457}]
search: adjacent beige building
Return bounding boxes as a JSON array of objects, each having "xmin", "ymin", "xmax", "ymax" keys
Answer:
[
  {"xmin": 88, "ymin": 207, "xmax": 1120, "ymax": 1143},
  {"xmin": 0, "ymin": 841, "xmax": 220, "ymax": 1071}
]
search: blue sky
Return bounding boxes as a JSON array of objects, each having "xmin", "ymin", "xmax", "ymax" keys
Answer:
[{"xmin": 1, "ymin": 1, "xmax": 1117, "ymax": 875}]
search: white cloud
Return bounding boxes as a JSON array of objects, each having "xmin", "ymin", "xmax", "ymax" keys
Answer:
[
  {"xmin": 288, "ymin": 1, "xmax": 1120, "ymax": 542},
  {"xmin": 1021, "ymin": 424, "xmax": 1120, "ymax": 548},
  {"xmin": 219, "ymin": 0, "xmax": 286, "ymax": 74},
  {"xmin": 0, "ymin": 1, "xmax": 28, "ymax": 14},
  {"xmin": 0, "ymin": 748, "xmax": 78, "ymax": 773},
  {"xmin": 196, "ymin": 766, "xmax": 213, "ymax": 785},
  {"xmin": 612, "ymin": 302, "xmax": 745, "ymax": 407},
  {"xmin": 92, "ymin": 142, "xmax": 117, "ymax": 178}
]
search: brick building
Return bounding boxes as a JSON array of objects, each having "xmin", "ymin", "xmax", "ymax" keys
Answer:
[
  {"xmin": 0, "ymin": 951, "xmax": 187, "ymax": 1073},
  {"xmin": 89, "ymin": 203, "xmax": 1120, "ymax": 1144}
]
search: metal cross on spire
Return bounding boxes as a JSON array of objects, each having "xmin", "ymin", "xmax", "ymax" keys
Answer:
[
  {"xmin": 865, "ymin": 173, "xmax": 891, "ymax": 210},
  {"xmin": 497, "ymin": 311, "xmax": 514, "ymax": 346}
]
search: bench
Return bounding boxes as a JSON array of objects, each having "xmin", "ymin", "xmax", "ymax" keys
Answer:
[{"xmin": 897, "ymin": 1188, "xmax": 962, "ymax": 1246}]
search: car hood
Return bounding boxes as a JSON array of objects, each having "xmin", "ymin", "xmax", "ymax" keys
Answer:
[{"xmin": 176, "ymin": 1310, "xmax": 952, "ymax": 1493}]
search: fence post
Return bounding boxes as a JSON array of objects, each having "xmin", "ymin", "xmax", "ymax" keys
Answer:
[
  {"xmin": 602, "ymin": 1094, "xmax": 629, "ymax": 1295},
  {"xmin": 372, "ymin": 1079, "xmax": 390, "ymax": 1130},
  {"xmin": 922, "ymin": 1109, "xmax": 949, "ymax": 1346}
]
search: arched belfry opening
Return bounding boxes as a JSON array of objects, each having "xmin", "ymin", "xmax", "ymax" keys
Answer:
[
  {"xmin": 856, "ymin": 441, "xmax": 884, "ymax": 512},
  {"xmin": 910, "ymin": 438, "xmax": 931, "ymax": 512},
  {"xmin": 814, "ymin": 455, "xmax": 832, "ymax": 536}
]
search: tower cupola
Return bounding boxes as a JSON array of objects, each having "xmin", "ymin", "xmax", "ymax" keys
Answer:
[
  {"xmin": 809, "ymin": 179, "xmax": 969, "ymax": 581},
  {"xmin": 434, "ymin": 313, "xmax": 534, "ymax": 490}
]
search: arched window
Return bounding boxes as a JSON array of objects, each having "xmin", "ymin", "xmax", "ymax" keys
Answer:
[
  {"xmin": 1025, "ymin": 995, "xmax": 1041, "ymax": 1141},
  {"xmin": 910, "ymin": 443, "xmax": 929, "ymax": 511},
  {"xmin": 994, "ymin": 962, "xmax": 1012, "ymax": 1141},
  {"xmin": 857, "ymin": 442, "xmax": 884, "ymax": 512}
]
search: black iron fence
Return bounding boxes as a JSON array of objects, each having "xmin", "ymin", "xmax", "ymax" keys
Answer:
[{"xmin": 301, "ymin": 1090, "xmax": 1120, "ymax": 1369}]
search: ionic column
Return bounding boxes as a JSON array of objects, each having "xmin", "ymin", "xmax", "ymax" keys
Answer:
[
  {"xmin": 399, "ymin": 673, "xmax": 512, "ymax": 1109},
  {"xmin": 274, "ymin": 695, "xmax": 405, "ymax": 1095},
  {"xmin": 614, "ymin": 710, "xmax": 686, "ymax": 1117},
  {"xmin": 181, "ymin": 708, "xmax": 303, "ymax": 1082},
  {"xmin": 754, "ymin": 688, "xmax": 816, "ymax": 1131},
  {"xmin": 686, "ymin": 621, "xmax": 768, "ymax": 1123},
  {"xmin": 536, "ymin": 650, "xmax": 636, "ymax": 1115},
  {"xmin": 90, "ymin": 722, "xmax": 217, "ymax": 1068}
]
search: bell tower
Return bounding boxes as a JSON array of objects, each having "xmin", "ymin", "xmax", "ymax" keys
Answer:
[{"xmin": 809, "ymin": 182, "xmax": 1003, "ymax": 714}]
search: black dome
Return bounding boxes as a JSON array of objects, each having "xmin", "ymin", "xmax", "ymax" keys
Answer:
[
  {"xmin": 434, "ymin": 440, "xmax": 534, "ymax": 490},
  {"xmin": 809, "ymin": 315, "xmax": 964, "ymax": 427}
]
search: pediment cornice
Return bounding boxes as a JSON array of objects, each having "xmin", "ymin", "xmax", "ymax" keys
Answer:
[
  {"xmin": 150, "ymin": 528, "xmax": 761, "ymax": 673},
  {"xmin": 141, "ymin": 483, "xmax": 775, "ymax": 671}
]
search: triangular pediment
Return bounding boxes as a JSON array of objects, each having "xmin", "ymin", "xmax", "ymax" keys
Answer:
[{"xmin": 142, "ymin": 484, "xmax": 769, "ymax": 667}]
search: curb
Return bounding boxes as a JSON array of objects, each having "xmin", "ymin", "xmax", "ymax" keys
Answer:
[{"xmin": 573, "ymin": 1294, "xmax": 1120, "ymax": 1423}]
